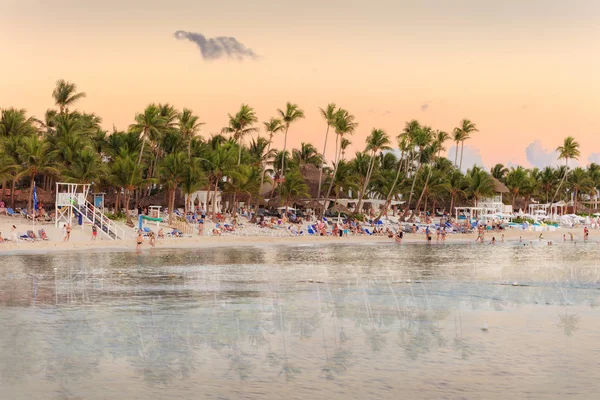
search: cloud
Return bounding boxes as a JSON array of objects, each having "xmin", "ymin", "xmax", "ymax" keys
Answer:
[
  {"xmin": 588, "ymin": 153, "xmax": 600, "ymax": 164},
  {"xmin": 174, "ymin": 31, "xmax": 259, "ymax": 61},
  {"xmin": 420, "ymin": 103, "xmax": 429, "ymax": 112},
  {"xmin": 525, "ymin": 140, "xmax": 560, "ymax": 168},
  {"xmin": 447, "ymin": 145, "xmax": 486, "ymax": 172},
  {"xmin": 525, "ymin": 140, "xmax": 579, "ymax": 169}
]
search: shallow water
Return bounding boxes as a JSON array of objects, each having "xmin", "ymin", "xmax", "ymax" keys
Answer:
[{"xmin": 1, "ymin": 242, "xmax": 600, "ymax": 399}]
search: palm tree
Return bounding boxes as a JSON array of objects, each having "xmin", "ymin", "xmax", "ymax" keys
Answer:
[
  {"xmin": 490, "ymin": 163, "xmax": 509, "ymax": 181},
  {"xmin": 317, "ymin": 103, "xmax": 338, "ymax": 198},
  {"xmin": 181, "ymin": 157, "xmax": 206, "ymax": 214},
  {"xmin": 179, "ymin": 108, "xmax": 204, "ymax": 158},
  {"xmin": 60, "ymin": 148, "xmax": 107, "ymax": 184},
  {"xmin": 448, "ymin": 170, "xmax": 467, "ymax": 213},
  {"xmin": 455, "ymin": 119, "xmax": 478, "ymax": 171},
  {"xmin": 158, "ymin": 152, "xmax": 188, "ymax": 222},
  {"xmin": 434, "ymin": 130, "xmax": 450, "ymax": 157},
  {"xmin": 222, "ymin": 104, "xmax": 258, "ymax": 165},
  {"xmin": 260, "ymin": 118, "xmax": 285, "ymax": 189},
  {"xmin": 277, "ymin": 102, "xmax": 305, "ymax": 175},
  {"xmin": 550, "ymin": 136, "xmax": 581, "ymax": 205},
  {"xmin": 224, "ymin": 165, "xmax": 263, "ymax": 216},
  {"xmin": 451, "ymin": 127, "xmax": 464, "ymax": 167},
  {"xmin": 52, "ymin": 79, "xmax": 86, "ymax": 114},
  {"xmin": 505, "ymin": 166, "xmax": 530, "ymax": 210},
  {"xmin": 129, "ymin": 104, "xmax": 166, "ymax": 164},
  {"xmin": 17, "ymin": 136, "xmax": 60, "ymax": 213},
  {"xmin": 568, "ymin": 167, "xmax": 593, "ymax": 213},
  {"xmin": 109, "ymin": 152, "xmax": 148, "ymax": 217},
  {"xmin": 537, "ymin": 166, "xmax": 558, "ymax": 203},
  {"xmin": 466, "ymin": 166, "xmax": 494, "ymax": 207},
  {"xmin": 323, "ymin": 110, "xmax": 357, "ymax": 211},
  {"xmin": 356, "ymin": 129, "xmax": 391, "ymax": 211},
  {"xmin": 203, "ymin": 144, "xmax": 237, "ymax": 219},
  {"xmin": 279, "ymin": 170, "xmax": 309, "ymax": 213},
  {"xmin": 292, "ymin": 142, "xmax": 322, "ymax": 167},
  {"xmin": 340, "ymin": 138, "xmax": 351, "ymax": 161}
]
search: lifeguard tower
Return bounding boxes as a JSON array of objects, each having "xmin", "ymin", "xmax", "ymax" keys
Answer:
[{"xmin": 55, "ymin": 183, "xmax": 125, "ymax": 240}]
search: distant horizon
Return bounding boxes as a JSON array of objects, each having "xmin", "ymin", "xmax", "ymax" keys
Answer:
[{"xmin": 2, "ymin": 0, "xmax": 599, "ymax": 169}]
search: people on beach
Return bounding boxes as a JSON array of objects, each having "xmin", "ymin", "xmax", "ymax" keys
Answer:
[
  {"xmin": 584, "ymin": 227, "xmax": 589, "ymax": 241},
  {"xmin": 0, "ymin": 231, "xmax": 4, "ymax": 243},
  {"xmin": 197, "ymin": 222, "xmax": 204, "ymax": 236},
  {"xmin": 491, "ymin": 237, "xmax": 496, "ymax": 244},
  {"xmin": 136, "ymin": 232, "xmax": 143, "ymax": 251},
  {"xmin": 395, "ymin": 230, "xmax": 403, "ymax": 244},
  {"xmin": 91, "ymin": 225, "xmax": 97, "ymax": 241},
  {"xmin": 148, "ymin": 231, "xmax": 156, "ymax": 247},
  {"xmin": 10, "ymin": 225, "xmax": 17, "ymax": 242}
]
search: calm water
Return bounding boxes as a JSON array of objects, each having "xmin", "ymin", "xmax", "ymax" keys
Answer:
[{"xmin": 1, "ymin": 242, "xmax": 600, "ymax": 399}]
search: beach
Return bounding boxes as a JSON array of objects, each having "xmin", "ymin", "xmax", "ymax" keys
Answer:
[{"xmin": 0, "ymin": 214, "xmax": 594, "ymax": 255}]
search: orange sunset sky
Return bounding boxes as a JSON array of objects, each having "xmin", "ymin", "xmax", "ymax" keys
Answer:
[{"xmin": 1, "ymin": 0, "xmax": 599, "ymax": 169}]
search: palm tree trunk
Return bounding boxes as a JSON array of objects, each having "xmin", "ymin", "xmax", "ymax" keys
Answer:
[
  {"xmin": 11, "ymin": 178, "xmax": 16, "ymax": 209},
  {"xmin": 211, "ymin": 175, "xmax": 220, "ymax": 220},
  {"xmin": 317, "ymin": 125, "xmax": 330, "ymax": 199},
  {"xmin": 550, "ymin": 159, "xmax": 569, "ymax": 206},
  {"xmin": 378, "ymin": 158, "xmax": 405, "ymax": 219},
  {"xmin": 115, "ymin": 191, "xmax": 121, "ymax": 213},
  {"xmin": 356, "ymin": 156, "xmax": 375, "ymax": 212},
  {"xmin": 260, "ymin": 140, "xmax": 272, "ymax": 192},
  {"xmin": 406, "ymin": 165, "xmax": 422, "ymax": 218},
  {"xmin": 450, "ymin": 193, "xmax": 455, "ymax": 216},
  {"xmin": 238, "ymin": 139, "xmax": 242, "ymax": 165},
  {"xmin": 414, "ymin": 166, "xmax": 433, "ymax": 213},
  {"xmin": 137, "ymin": 134, "xmax": 146, "ymax": 165},
  {"xmin": 281, "ymin": 126, "xmax": 289, "ymax": 175},
  {"xmin": 322, "ymin": 138, "xmax": 343, "ymax": 216},
  {"xmin": 454, "ymin": 141, "xmax": 459, "ymax": 166},
  {"xmin": 459, "ymin": 141, "xmax": 465, "ymax": 171},
  {"xmin": 28, "ymin": 174, "xmax": 35, "ymax": 214}
]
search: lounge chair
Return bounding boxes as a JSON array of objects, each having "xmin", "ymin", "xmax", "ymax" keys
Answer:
[
  {"xmin": 6, "ymin": 208, "xmax": 16, "ymax": 217},
  {"xmin": 38, "ymin": 229, "xmax": 49, "ymax": 241}
]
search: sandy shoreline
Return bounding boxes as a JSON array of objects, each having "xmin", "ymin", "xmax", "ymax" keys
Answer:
[{"xmin": 0, "ymin": 216, "xmax": 596, "ymax": 255}]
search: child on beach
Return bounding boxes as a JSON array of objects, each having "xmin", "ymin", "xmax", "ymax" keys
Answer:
[{"xmin": 91, "ymin": 225, "xmax": 97, "ymax": 241}]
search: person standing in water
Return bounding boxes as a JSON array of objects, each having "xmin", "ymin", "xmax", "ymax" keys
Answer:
[{"xmin": 136, "ymin": 232, "xmax": 144, "ymax": 251}]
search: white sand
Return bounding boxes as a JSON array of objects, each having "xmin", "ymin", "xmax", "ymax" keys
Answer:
[{"xmin": 0, "ymin": 214, "xmax": 594, "ymax": 255}]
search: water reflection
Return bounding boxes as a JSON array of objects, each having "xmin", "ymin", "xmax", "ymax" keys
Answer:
[{"xmin": 1, "ymin": 243, "xmax": 599, "ymax": 399}]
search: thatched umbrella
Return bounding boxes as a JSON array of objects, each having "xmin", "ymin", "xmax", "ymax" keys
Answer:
[
  {"xmin": 268, "ymin": 197, "xmax": 282, "ymax": 207},
  {"xmin": 306, "ymin": 199, "xmax": 324, "ymax": 210},
  {"xmin": 14, "ymin": 187, "xmax": 54, "ymax": 204},
  {"xmin": 330, "ymin": 204, "xmax": 350, "ymax": 214}
]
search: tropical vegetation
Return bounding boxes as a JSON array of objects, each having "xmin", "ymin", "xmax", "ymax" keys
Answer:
[{"xmin": 1, "ymin": 80, "xmax": 598, "ymax": 224}]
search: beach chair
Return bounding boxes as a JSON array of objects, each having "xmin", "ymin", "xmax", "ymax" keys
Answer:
[
  {"xmin": 307, "ymin": 226, "xmax": 317, "ymax": 235},
  {"xmin": 364, "ymin": 228, "xmax": 372, "ymax": 235},
  {"xmin": 6, "ymin": 207, "xmax": 16, "ymax": 217}
]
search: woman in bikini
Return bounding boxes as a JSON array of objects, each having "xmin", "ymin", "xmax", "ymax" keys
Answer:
[{"xmin": 136, "ymin": 232, "xmax": 143, "ymax": 251}]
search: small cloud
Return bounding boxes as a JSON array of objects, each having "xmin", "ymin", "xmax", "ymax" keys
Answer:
[
  {"xmin": 525, "ymin": 140, "xmax": 580, "ymax": 168},
  {"xmin": 174, "ymin": 30, "xmax": 259, "ymax": 61},
  {"xmin": 421, "ymin": 103, "xmax": 429, "ymax": 112},
  {"xmin": 447, "ymin": 145, "xmax": 485, "ymax": 172},
  {"xmin": 589, "ymin": 153, "xmax": 600, "ymax": 164}
]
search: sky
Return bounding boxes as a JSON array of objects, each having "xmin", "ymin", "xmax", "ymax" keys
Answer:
[{"xmin": 1, "ymin": 0, "xmax": 599, "ymax": 169}]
